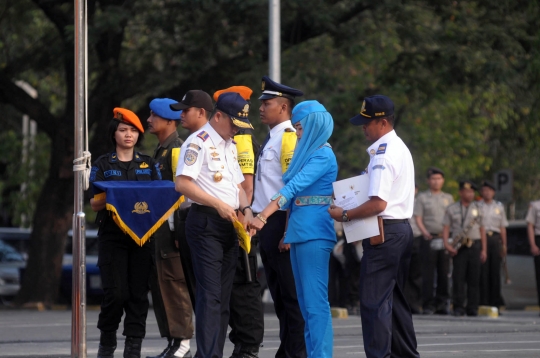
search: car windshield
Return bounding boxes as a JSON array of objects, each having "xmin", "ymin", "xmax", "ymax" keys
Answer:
[{"xmin": 0, "ymin": 240, "xmax": 25, "ymax": 262}]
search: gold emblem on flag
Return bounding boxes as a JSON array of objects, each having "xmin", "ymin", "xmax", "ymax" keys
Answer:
[{"xmin": 132, "ymin": 202, "xmax": 151, "ymax": 214}]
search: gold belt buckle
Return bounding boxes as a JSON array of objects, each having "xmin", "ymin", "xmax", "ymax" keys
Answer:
[
  {"xmin": 465, "ymin": 238, "xmax": 474, "ymax": 248},
  {"xmin": 487, "ymin": 231, "xmax": 493, "ymax": 236}
]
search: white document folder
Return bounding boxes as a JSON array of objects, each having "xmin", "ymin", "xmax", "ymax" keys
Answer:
[{"xmin": 332, "ymin": 175, "xmax": 380, "ymax": 243}]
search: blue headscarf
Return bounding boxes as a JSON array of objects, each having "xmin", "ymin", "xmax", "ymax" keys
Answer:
[{"xmin": 282, "ymin": 100, "xmax": 334, "ymax": 184}]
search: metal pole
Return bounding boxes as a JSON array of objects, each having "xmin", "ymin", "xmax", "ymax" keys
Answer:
[
  {"xmin": 269, "ymin": 0, "xmax": 281, "ymax": 81},
  {"xmin": 73, "ymin": 0, "xmax": 87, "ymax": 357}
]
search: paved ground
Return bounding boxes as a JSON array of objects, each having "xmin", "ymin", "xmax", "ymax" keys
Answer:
[{"xmin": 0, "ymin": 308, "xmax": 539, "ymax": 357}]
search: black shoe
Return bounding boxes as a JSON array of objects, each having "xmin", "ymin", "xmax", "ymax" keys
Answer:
[
  {"xmin": 230, "ymin": 345, "xmax": 242, "ymax": 358},
  {"xmin": 147, "ymin": 338, "xmax": 175, "ymax": 358},
  {"xmin": 98, "ymin": 331, "xmax": 117, "ymax": 358},
  {"xmin": 177, "ymin": 350, "xmax": 192, "ymax": 358},
  {"xmin": 124, "ymin": 337, "xmax": 143, "ymax": 358},
  {"xmin": 435, "ymin": 308, "xmax": 449, "ymax": 315},
  {"xmin": 237, "ymin": 345, "xmax": 259, "ymax": 358},
  {"xmin": 453, "ymin": 309, "xmax": 465, "ymax": 317},
  {"xmin": 467, "ymin": 310, "xmax": 478, "ymax": 317},
  {"xmin": 423, "ymin": 308, "xmax": 435, "ymax": 315}
]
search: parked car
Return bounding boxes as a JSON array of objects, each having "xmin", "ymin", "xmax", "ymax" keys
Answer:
[
  {"xmin": 0, "ymin": 227, "xmax": 102, "ymax": 305},
  {"xmin": 0, "ymin": 239, "xmax": 26, "ymax": 304},
  {"xmin": 502, "ymin": 220, "xmax": 538, "ymax": 309}
]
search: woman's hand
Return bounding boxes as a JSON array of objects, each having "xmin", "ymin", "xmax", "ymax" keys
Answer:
[
  {"xmin": 278, "ymin": 236, "xmax": 290, "ymax": 252},
  {"xmin": 250, "ymin": 215, "xmax": 266, "ymax": 231},
  {"xmin": 445, "ymin": 243, "xmax": 457, "ymax": 257},
  {"xmin": 328, "ymin": 204, "xmax": 344, "ymax": 221}
]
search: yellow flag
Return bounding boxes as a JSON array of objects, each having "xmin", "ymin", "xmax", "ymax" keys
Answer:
[{"xmin": 233, "ymin": 219, "xmax": 251, "ymax": 253}]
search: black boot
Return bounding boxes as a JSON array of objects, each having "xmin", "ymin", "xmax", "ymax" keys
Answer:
[
  {"xmin": 229, "ymin": 345, "xmax": 242, "ymax": 358},
  {"xmin": 97, "ymin": 331, "xmax": 117, "ymax": 358},
  {"xmin": 146, "ymin": 338, "xmax": 172, "ymax": 358},
  {"xmin": 237, "ymin": 345, "xmax": 259, "ymax": 358},
  {"xmin": 124, "ymin": 337, "xmax": 143, "ymax": 358}
]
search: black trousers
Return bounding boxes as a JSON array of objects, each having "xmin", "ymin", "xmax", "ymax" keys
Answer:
[
  {"xmin": 97, "ymin": 233, "xmax": 153, "ymax": 338},
  {"xmin": 452, "ymin": 240, "xmax": 481, "ymax": 312},
  {"xmin": 359, "ymin": 222, "xmax": 419, "ymax": 358},
  {"xmin": 186, "ymin": 205, "xmax": 238, "ymax": 358},
  {"xmin": 228, "ymin": 236, "xmax": 264, "ymax": 350},
  {"xmin": 535, "ymin": 236, "xmax": 540, "ymax": 307},
  {"xmin": 421, "ymin": 238, "xmax": 450, "ymax": 311},
  {"xmin": 479, "ymin": 233, "xmax": 505, "ymax": 307},
  {"xmin": 259, "ymin": 210, "xmax": 306, "ymax": 358},
  {"xmin": 404, "ymin": 236, "xmax": 423, "ymax": 312}
]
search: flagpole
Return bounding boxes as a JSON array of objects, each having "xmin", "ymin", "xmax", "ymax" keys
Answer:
[
  {"xmin": 269, "ymin": 0, "xmax": 281, "ymax": 81},
  {"xmin": 73, "ymin": 0, "xmax": 87, "ymax": 356}
]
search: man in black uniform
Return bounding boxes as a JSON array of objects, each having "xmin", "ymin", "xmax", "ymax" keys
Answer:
[
  {"xmin": 90, "ymin": 108, "xmax": 161, "ymax": 358},
  {"xmin": 146, "ymin": 98, "xmax": 193, "ymax": 358}
]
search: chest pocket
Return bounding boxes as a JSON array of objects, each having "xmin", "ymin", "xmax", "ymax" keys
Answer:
[
  {"xmin": 134, "ymin": 168, "xmax": 153, "ymax": 180},
  {"xmin": 207, "ymin": 150, "xmax": 227, "ymax": 179},
  {"xmin": 260, "ymin": 149, "xmax": 278, "ymax": 175}
]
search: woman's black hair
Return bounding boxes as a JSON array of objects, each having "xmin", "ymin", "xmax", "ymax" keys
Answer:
[{"xmin": 108, "ymin": 119, "xmax": 144, "ymax": 149}]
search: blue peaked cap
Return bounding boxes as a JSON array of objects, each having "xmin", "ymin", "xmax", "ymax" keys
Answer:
[{"xmin": 150, "ymin": 98, "xmax": 181, "ymax": 121}]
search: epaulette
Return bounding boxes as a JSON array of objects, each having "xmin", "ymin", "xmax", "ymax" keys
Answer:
[
  {"xmin": 197, "ymin": 131, "xmax": 209, "ymax": 142},
  {"xmin": 284, "ymin": 128, "xmax": 294, "ymax": 132}
]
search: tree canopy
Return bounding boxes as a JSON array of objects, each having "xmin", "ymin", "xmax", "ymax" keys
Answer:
[{"xmin": 0, "ymin": 0, "xmax": 538, "ymax": 304}]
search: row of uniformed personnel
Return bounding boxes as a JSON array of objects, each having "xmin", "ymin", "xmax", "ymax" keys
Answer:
[{"xmin": 406, "ymin": 169, "xmax": 511, "ymax": 317}]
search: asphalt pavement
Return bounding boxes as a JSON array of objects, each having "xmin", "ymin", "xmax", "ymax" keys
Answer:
[{"xmin": 1, "ymin": 308, "xmax": 540, "ymax": 357}]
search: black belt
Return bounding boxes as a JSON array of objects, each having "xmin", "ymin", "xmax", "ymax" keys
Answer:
[
  {"xmin": 486, "ymin": 231, "xmax": 501, "ymax": 237},
  {"xmin": 383, "ymin": 219, "xmax": 409, "ymax": 225},
  {"xmin": 191, "ymin": 203, "xmax": 238, "ymax": 216}
]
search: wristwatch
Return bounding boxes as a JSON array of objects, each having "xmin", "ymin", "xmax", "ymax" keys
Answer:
[{"xmin": 342, "ymin": 210, "xmax": 349, "ymax": 222}]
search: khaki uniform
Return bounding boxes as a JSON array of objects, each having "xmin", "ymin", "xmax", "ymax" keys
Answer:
[
  {"xmin": 414, "ymin": 191, "xmax": 454, "ymax": 312},
  {"xmin": 525, "ymin": 200, "xmax": 540, "ymax": 307},
  {"xmin": 149, "ymin": 131, "xmax": 194, "ymax": 339}
]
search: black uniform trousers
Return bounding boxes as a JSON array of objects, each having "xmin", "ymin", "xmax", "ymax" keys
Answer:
[
  {"xmin": 479, "ymin": 232, "xmax": 504, "ymax": 307},
  {"xmin": 420, "ymin": 237, "xmax": 450, "ymax": 311},
  {"xmin": 228, "ymin": 236, "xmax": 264, "ymax": 350},
  {"xmin": 359, "ymin": 221, "xmax": 419, "ymax": 358},
  {"xmin": 259, "ymin": 210, "xmax": 307, "ymax": 358},
  {"xmin": 534, "ymin": 236, "xmax": 540, "ymax": 307},
  {"xmin": 186, "ymin": 204, "xmax": 238, "ymax": 358},
  {"xmin": 404, "ymin": 236, "xmax": 423, "ymax": 313},
  {"xmin": 452, "ymin": 240, "xmax": 481, "ymax": 313},
  {"xmin": 149, "ymin": 223, "xmax": 194, "ymax": 339},
  {"xmin": 97, "ymin": 233, "xmax": 154, "ymax": 338}
]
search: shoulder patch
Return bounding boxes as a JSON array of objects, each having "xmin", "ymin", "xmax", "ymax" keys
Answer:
[
  {"xmin": 197, "ymin": 131, "xmax": 209, "ymax": 142},
  {"xmin": 184, "ymin": 149, "xmax": 199, "ymax": 166},
  {"xmin": 376, "ymin": 143, "xmax": 387, "ymax": 155},
  {"xmin": 372, "ymin": 164, "xmax": 386, "ymax": 170},
  {"xmin": 161, "ymin": 149, "xmax": 168, "ymax": 157},
  {"xmin": 188, "ymin": 143, "xmax": 201, "ymax": 151}
]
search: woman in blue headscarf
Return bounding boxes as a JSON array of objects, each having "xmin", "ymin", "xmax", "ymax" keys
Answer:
[{"xmin": 251, "ymin": 100, "xmax": 338, "ymax": 357}]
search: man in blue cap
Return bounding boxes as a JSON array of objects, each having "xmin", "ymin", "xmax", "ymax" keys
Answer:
[
  {"xmin": 253, "ymin": 76, "xmax": 307, "ymax": 358},
  {"xmin": 175, "ymin": 92, "xmax": 255, "ymax": 358},
  {"xmin": 147, "ymin": 98, "xmax": 193, "ymax": 358},
  {"xmin": 329, "ymin": 95, "xmax": 419, "ymax": 358}
]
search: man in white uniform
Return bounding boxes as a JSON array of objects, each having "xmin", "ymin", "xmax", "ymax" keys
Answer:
[{"xmin": 329, "ymin": 95, "xmax": 419, "ymax": 358}]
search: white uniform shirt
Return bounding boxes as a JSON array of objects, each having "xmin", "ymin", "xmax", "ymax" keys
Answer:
[
  {"xmin": 176, "ymin": 122, "xmax": 244, "ymax": 209},
  {"xmin": 252, "ymin": 120, "xmax": 295, "ymax": 213},
  {"xmin": 526, "ymin": 200, "xmax": 540, "ymax": 235},
  {"xmin": 366, "ymin": 130, "xmax": 415, "ymax": 219},
  {"xmin": 480, "ymin": 200, "xmax": 508, "ymax": 233}
]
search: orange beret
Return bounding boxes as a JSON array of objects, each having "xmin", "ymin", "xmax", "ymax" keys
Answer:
[
  {"xmin": 213, "ymin": 86, "xmax": 253, "ymax": 102},
  {"xmin": 113, "ymin": 107, "xmax": 144, "ymax": 133}
]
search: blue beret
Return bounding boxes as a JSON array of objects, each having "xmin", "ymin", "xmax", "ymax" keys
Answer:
[
  {"xmin": 291, "ymin": 100, "xmax": 327, "ymax": 124},
  {"xmin": 259, "ymin": 76, "xmax": 304, "ymax": 100},
  {"xmin": 150, "ymin": 98, "xmax": 181, "ymax": 121},
  {"xmin": 349, "ymin": 95, "xmax": 394, "ymax": 125}
]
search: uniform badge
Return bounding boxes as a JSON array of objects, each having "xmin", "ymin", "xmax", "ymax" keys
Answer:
[
  {"xmin": 213, "ymin": 172, "xmax": 223, "ymax": 182},
  {"xmin": 370, "ymin": 149, "xmax": 376, "ymax": 155},
  {"xmin": 161, "ymin": 149, "xmax": 168, "ymax": 157},
  {"xmin": 376, "ymin": 143, "xmax": 387, "ymax": 155},
  {"xmin": 360, "ymin": 100, "xmax": 366, "ymax": 115},
  {"xmin": 188, "ymin": 143, "xmax": 201, "ymax": 151},
  {"xmin": 197, "ymin": 131, "xmax": 209, "ymax": 142},
  {"xmin": 261, "ymin": 81, "xmax": 265, "ymax": 90},
  {"xmin": 463, "ymin": 183, "xmax": 471, "ymax": 189},
  {"xmin": 241, "ymin": 104, "xmax": 249, "ymax": 117},
  {"xmin": 210, "ymin": 152, "xmax": 219, "ymax": 157},
  {"xmin": 444, "ymin": 199, "xmax": 449, "ymax": 206},
  {"xmin": 184, "ymin": 149, "xmax": 198, "ymax": 166},
  {"xmin": 140, "ymin": 162, "xmax": 149, "ymax": 168},
  {"xmin": 495, "ymin": 208, "xmax": 500, "ymax": 214},
  {"xmin": 472, "ymin": 209, "xmax": 478, "ymax": 217}
]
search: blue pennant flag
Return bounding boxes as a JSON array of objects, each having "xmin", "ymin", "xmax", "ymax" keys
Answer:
[{"xmin": 92, "ymin": 181, "xmax": 184, "ymax": 246}]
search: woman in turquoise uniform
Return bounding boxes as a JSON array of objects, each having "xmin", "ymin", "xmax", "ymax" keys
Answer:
[{"xmin": 251, "ymin": 100, "xmax": 338, "ymax": 357}]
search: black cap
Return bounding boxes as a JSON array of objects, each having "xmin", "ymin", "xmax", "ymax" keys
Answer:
[
  {"xmin": 481, "ymin": 180, "xmax": 496, "ymax": 191},
  {"xmin": 170, "ymin": 90, "xmax": 213, "ymax": 112},
  {"xmin": 216, "ymin": 92, "xmax": 253, "ymax": 129},
  {"xmin": 259, "ymin": 76, "xmax": 304, "ymax": 100},
  {"xmin": 350, "ymin": 95, "xmax": 394, "ymax": 126},
  {"xmin": 427, "ymin": 166, "xmax": 445, "ymax": 178},
  {"xmin": 459, "ymin": 180, "xmax": 478, "ymax": 191}
]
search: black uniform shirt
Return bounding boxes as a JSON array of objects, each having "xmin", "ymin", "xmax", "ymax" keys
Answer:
[
  {"xmin": 90, "ymin": 151, "xmax": 161, "ymax": 235},
  {"xmin": 153, "ymin": 131, "xmax": 184, "ymax": 182}
]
